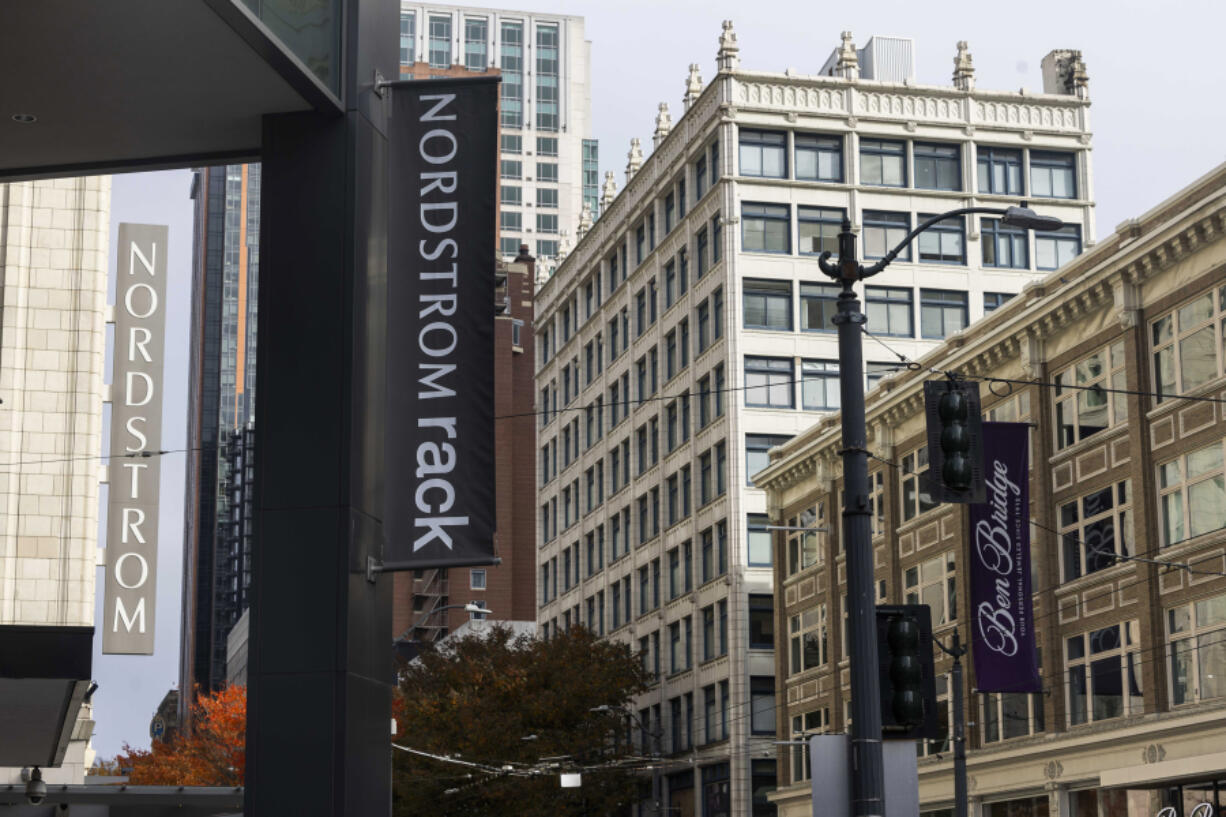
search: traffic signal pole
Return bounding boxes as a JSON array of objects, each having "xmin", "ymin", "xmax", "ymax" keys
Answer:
[{"xmin": 936, "ymin": 629, "xmax": 969, "ymax": 817}]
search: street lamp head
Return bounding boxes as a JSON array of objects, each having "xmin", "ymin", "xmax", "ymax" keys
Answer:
[
  {"xmin": 463, "ymin": 603, "xmax": 490, "ymax": 616},
  {"xmin": 1000, "ymin": 206, "xmax": 1063, "ymax": 232}
]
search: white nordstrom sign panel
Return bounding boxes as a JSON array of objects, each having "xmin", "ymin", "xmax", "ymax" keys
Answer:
[{"xmin": 102, "ymin": 224, "xmax": 168, "ymax": 655}]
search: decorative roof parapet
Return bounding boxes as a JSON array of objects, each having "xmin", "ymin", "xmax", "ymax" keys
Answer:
[
  {"xmin": 624, "ymin": 138, "xmax": 644, "ymax": 184},
  {"xmin": 577, "ymin": 201, "xmax": 593, "ymax": 240},
  {"xmin": 652, "ymin": 103, "xmax": 673, "ymax": 149},
  {"xmin": 599, "ymin": 170, "xmax": 617, "ymax": 215},
  {"xmin": 684, "ymin": 63, "xmax": 704, "ymax": 110},
  {"xmin": 952, "ymin": 41, "xmax": 975, "ymax": 91},
  {"xmin": 716, "ymin": 20, "xmax": 739, "ymax": 72},
  {"xmin": 835, "ymin": 30, "xmax": 859, "ymax": 80}
]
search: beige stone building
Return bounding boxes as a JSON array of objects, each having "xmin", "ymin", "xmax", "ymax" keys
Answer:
[
  {"xmin": 0, "ymin": 176, "xmax": 109, "ymax": 784},
  {"xmin": 756, "ymin": 161, "xmax": 1226, "ymax": 817}
]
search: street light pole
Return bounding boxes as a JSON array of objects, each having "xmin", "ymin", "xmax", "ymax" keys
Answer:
[
  {"xmin": 936, "ymin": 629, "xmax": 969, "ymax": 817},
  {"xmin": 818, "ymin": 205, "xmax": 1061, "ymax": 817}
]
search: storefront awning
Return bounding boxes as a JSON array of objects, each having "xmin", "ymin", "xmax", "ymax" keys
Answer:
[{"xmin": 0, "ymin": 625, "xmax": 93, "ymax": 768}]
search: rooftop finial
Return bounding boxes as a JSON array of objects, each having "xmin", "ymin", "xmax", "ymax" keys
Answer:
[
  {"xmin": 716, "ymin": 20, "xmax": 739, "ymax": 72},
  {"xmin": 599, "ymin": 170, "xmax": 617, "ymax": 214},
  {"xmin": 653, "ymin": 103, "xmax": 673, "ymax": 149},
  {"xmin": 577, "ymin": 201, "xmax": 593, "ymax": 239},
  {"xmin": 953, "ymin": 40, "xmax": 975, "ymax": 91},
  {"xmin": 684, "ymin": 63, "xmax": 704, "ymax": 111},
  {"xmin": 836, "ymin": 31, "xmax": 859, "ymax": 80},
  {"xmin": 625, "ymin": 138, "xmax": 644, "ymax": 184}
]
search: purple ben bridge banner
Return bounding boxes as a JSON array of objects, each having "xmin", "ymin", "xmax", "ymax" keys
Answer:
[
  {"xmin": 970, "ymin": 422, "xmax": 1040, "ymax": 693},
  {"xmin": 385, "ymin": 77, "xmax": 498, "ymax": 569}
]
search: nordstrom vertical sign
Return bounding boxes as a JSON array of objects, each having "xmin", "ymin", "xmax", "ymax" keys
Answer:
[
  {"xmin": 385, "ymin": 77, "xmax": 498, "ymax": 568},
  {"xmin": 103, "ymin": 224, "xmax": 168, "ymax": 654}
]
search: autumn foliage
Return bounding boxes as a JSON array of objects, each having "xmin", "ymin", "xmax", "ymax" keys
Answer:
[
  {"xmin": 393, "ymin": 625, "xmax": 651, "ymax": 817},
  {"xmin": 112, "ymin": 684, "xmax": 246, "ymax": 786}
]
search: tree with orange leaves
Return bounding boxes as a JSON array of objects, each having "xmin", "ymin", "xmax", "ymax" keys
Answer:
[{"xmin": 112, "ymin": 684, "xmax": 246, "ymax": 786}]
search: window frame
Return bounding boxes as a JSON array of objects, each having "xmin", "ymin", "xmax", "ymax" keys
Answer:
[
  {"xmin": 1152, "ymin": 285, "xmax": 1226, "ymax": 401},
  {"xmin": 744, "ymin": 356, "xmax": 795, "ymax": 408},
  {"xmin": 739, "ymin": 129, "xmax": 787, "ymax": 178},
  {"xmin": 913, "ymin": 141, "xmax": 961, "ymax": 191},
  {"xmin": 742, "ymin": 278, "xmax": 793, "ymax": 331},
  {"xmin": 795, "ymin": 133, "xmax": 843, "ymax": 182},
  {"xmin": 859, "ymin": 138, "xmax": 906, "ymax": 187},
  {"xmin": 741, "ymin": 202, "xmax": 791, "ymax": 254},
  {"xmin": 919, "ymin": 288, "xmax": 969, "ymax": 340}
]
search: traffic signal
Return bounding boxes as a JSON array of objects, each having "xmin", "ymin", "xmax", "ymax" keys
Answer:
[
  {"xmin": 923, "ymin": 380, "xmax": 985, "ymax": 504},
  {"xmin": 875, "ymin": 604, "xmax": 938, "ymax": 740}
]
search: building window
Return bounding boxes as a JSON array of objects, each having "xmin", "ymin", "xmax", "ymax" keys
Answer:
[
  {"xmin": 536, "ymin": 162, "xmax": 559, "ymax": 183},
  {"xmin": 1060, "ymin": 481, "xmax": 1132, "ymax": 582},
  {"xmin": 801, "ymin": 359, "xmax": 840, "ymax": 411},
  {"xmin": 537, "ymin": 137, "xmax": 559, "ymax": 156},
  {"xmin": 746, "ymin": 434, "xmax": 791, "ymax": 486},
  {"xmin": 799, "ymin": 282, "xmax": 840, "ymax": 332},
  {"xmin": 1153, "ymin": 284, "xmax": 1226, "ymax": 401},
  {"xmin": 977, "ymin": 146, "xmax": 1023, "ymax": 195},
  {"xmin": 745, "ymin": 356, "xmax": 794, "ymax": 408},
  {"xmin": 500, "ymin": 210, "xmax": 521, "ymax": 232},
  {"xmin": 1168, "ymin": 593, "xmax": 1226, "ymax": 706},
  {"xmin": 789, "ymin": 709, "xmax": 830, "ymax": 784},
  {"xmin": 786, "ymin": 505, "xmax": 823, "ymax": 575},
  {"xmin": 399, "ymin": 12, "xmax": 416, "ymax": 66},
  {"xmin": 917, "ymin": 213, "xmax": 965, "ymax": 264},
  {"xmin": 1066, "ymin": 621, "xmax": 1142, "ymax": 726},
  {"xmin": 713, "ymin": 214, "xmax": 722, "ymax": 263},
  {"xmin": 919, "ymin": 289, "xmax": 969, "ymax": 339},
  {"xmin": 742, "ymin": 203, "xmax": 791, "ymax": 253},
  {"xmin": 427, "ymin": 14, "xmax": 451, "ymax": 68},
  {"xmin": 798, "ymin": 206, "xmax": 843, "ymax": 256},
  {"xmin": 501, "ymin": 133, "xmax": 522, "ymax": 153},
  {"xmin": 536, "ymin": 213, "xmax": 558, "ymax": 234},
  {"xmin": 536, "ymin": 239, "xmax": 558, "ymax": 258},
  {"xmin": 537, "ymin": 187, "xmax": 558, "ymax": 208},
  {"xmin": 863, "ymin": 210, "xmax": 909, "ymax": 261},
  {"xmin": 914, "ymin": 142, "xmax": 961, "ymax": 190},
  {"xmin": 499, "ymin": 236, "xmax": 520, "ymax": 256},
  {"xmin": 470, "ymin": 569, "xmax": 486, "ymax": 590},
  {"xmin": 535, "ymin": 23, "xmax": 560, "ymax": 131},
  {"xmin": 984, "ymin": 292, "xmax": 1013, "ymax": 312},
  {"xmin": 982, "ymin": 218, "xmax": 1029, "ymax": 269},
  {"xmin": 664, "ymin": 191, "xmax": 675, "ymax": 234},
  {"xmin": 1159, "ymin": 438, "xmax": 1226, "ymax": 547},
  {"xmin": 743, "ymin": 279, "xmax": 792, "ymax": 330},
  {"xmin": 463, "ymin": 17, "xmax": 488, "ymax": 70},
  {"xmin": 904, "ymin": 552, "xmax": 956, "ymax": 626},
  {"xmin": 1035, "ymin": 224, "xmax": 1081, "ymax": 270},
  {"xmin": 750, "ymin": 677, "xmax": 776, "ymax": 734},
  {"xmin": 749, "ymin": 594, "xmax": 774, "ymax": 647},
  {"xmin": 900, "ymin": 446, "xmax": 937, "ymax": 521},
  {"xmin": 790, "ymin": 604, "xmax": 828, "ymax": 674},
  {"xmin": 795, "ymin": 133, "xmax": 842, "ymax": 182},
  {"xmin": 1055, "ymin": 341, "xmax": 1127, "ymax": 449},
  {"xmin": 500, "ymin": 21, "xmax": 523, "ymax": 128},
  {"xmin": 747, "ymin": 516, "xmax": 772, "ymax": 567},
  {"xmin": 1030, "ymin": 151, "xmax": 1077, "ymax": 198},
  {"xmin": 865, "ymin": 286, "xmax": 913, "ymax": 337},
  {"xmin": 696, "ymin": 227, "xmax": 709, "ymax": 277},
  {"xmin": 739, "ymin": 129, "xmax": 786, "ymax": 177},
  {"xmin": 859, "ymin": 139, "xmax": 905, "ymax": 186},
  {"xmin": 500, "ymin": 185, "xmax": 522, "ymax": 206},
  {"xmin": 982, "ymin": 690, "xmax": 1045, "ymax": 744}
]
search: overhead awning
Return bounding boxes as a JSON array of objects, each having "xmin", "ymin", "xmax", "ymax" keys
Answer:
[{"xmin": 0, "ymin": 626, "xmax": 94, "ymax": 768}]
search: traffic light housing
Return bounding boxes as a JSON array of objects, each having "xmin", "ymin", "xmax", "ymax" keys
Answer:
[
  {"xmin": 923, "ymin": 380, "xmax": 985, "ymax": 504},
  {"xmin": 875, "ymin": 604, "xmax": 939, "ymax": 740}
]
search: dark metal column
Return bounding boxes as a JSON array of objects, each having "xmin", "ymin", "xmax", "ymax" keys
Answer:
[{"xmin": 246, "ymin": 1, "xmax": 395, "ymax": 814}]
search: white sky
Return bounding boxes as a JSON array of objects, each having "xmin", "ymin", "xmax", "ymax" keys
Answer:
[{"xmin": 96, "ymin": 0, "xmax": 1226, "ymax": 759}]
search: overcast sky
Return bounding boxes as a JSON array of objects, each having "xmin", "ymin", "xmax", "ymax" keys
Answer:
[{"xmin": 95, "ymin": 0, "xmax": 1226, "ymax": 759}]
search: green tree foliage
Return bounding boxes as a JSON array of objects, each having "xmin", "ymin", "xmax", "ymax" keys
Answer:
[{"xmin": 393, "ymin": 625, "xmax": 651, "ymax": 817}]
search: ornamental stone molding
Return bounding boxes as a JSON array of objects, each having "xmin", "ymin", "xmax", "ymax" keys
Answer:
[
  {"xmin": 1143, "ymin": 743, "xmax": 1167, "ymax": 764},
  {"xmin": 1043, "ymin": 760, "xmax": 1064, "ymax": 780}
]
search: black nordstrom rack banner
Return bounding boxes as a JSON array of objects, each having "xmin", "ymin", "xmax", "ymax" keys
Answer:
[
  {"xmin": 969, "ymin": 422, "xmax": 1040, "ymax": 692},
  {"xmin": 385, "ymin": 77, "xmax": 498, "ymax": 569}
]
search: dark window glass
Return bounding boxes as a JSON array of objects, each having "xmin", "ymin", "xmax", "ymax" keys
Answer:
[
  {"xmin": 982, "ymin": 218, "xmax": 1029, "ymax": 269},
  {"xmin": 743, "ymin": 279, "xmax": 792, "ymax": 330},
  {"xmin": 920, "ymin": 289, "xmax": 969, "ymax": 339},
  {"xmin": 739, "ymin": 129, "xmax": 787, "ymax": 178},
  {"xmin": 795, "ymin": 133, "xmax": 842, "ymax": 182},
  {"xmin": 860, "ymin": 139, "xmax": 905, "ymax": 186},
  {"xmin": 914, "ymin": 142, "xmax": 961, "ymax": 191},
  {"xmin": 977, "ymin": 147, "xmax": 1023, "ymax": 195},
  {"xmin": 865, "ymin": 286, "xmax": 913, "ymax": 337},
  {"xmin": 742, "ymin": 203, "xmax": 791, "ymax": 253}
]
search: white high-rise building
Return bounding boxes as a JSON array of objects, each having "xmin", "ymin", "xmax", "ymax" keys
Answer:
[
  {"xmin": 399, "ymin": 3, "xmax": 597, "ymax": 270},
  {"xmin": 534, "ymin": 24, "xmax": 1092, "ymax": 817}
]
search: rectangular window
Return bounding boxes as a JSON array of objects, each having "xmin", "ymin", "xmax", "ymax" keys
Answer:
[
  {"xmin": 715, "ymin": 444, "xmax": 727, "ymax": 497},
  {"xmin": 801, "ymin": 360, "xmax": 840, "ymax": 411},
  {"xmin": 982, "ymin": 218, "xmax": 1029, "ymax": 269},
  {"xmin": 500, "ymin": 186, "xmax": 522, "ymax": 206},
  {"xmin": 1152, "ymin": 285, "xmax": 1226, "ymax": 401},
  {"xmin": 696, "ymin": 227, "xmax": 709, "ymax": 277},
  {"xmin": 800, "ymin": 282, "xmax": 840, "ymax": 332},
  {"xmin": 712, "ymin": 214, "xmax": 722, "ymax": 263},
  {"xmin": 745, "ymin": 356, "xmax": 794, "ymax": 408},
  {"xmin": 919, "ymin": 289, "xmax": 969, "ymax": 339},
  {"xmin": 863, "ymin": 210, "xmax": 909, "ymax": 260},
  {"xmin": 463, "ymin": 17, "xmax": 488, "ymax": 71},
  {"xmin": 500, "ymin": 210, "xmax": 521, "ymax": 232},
  {"xmin": 917, "ymin": 213, "xmax": 966, "ymax": 264},
  {"xmin": 697, "ymin": 374, "xmax": 712, "ymax": 428},
  {"xmin": 536, "ymin": 213, "xmax": 558, "ymax": 233},
  {"xmin": 742, "ymin": 203, "xmax": 791, "ymax": 253},
  {"xmin": 914, "ymin": 142, "xmax": 961, "ymax": 191},
  {"xmin": 1158, "ymin": 438, "xmax": 1226, "ymax": 547},
  {"xmin": 1066, "ymin": 621, "xmax": 1142, "ymax": 726},
  {"xmin": 714, "ymin": 364, "xmax": 726, "ymax": 417},
  {"xmin": 1030, "ymin": 151, "xmax": 1077, "ymax": 199},
  {"xmin": 499, "ymin": 236, "xmax": 520, "ymax": 256},
  {"xmin": 903, "ymin": 552, "xmax": 957, "ymax": 626},
  {"xmin": 664, "ymin": 192, "xmax": 675, "ymax": 234},
  {"xmin": 698, "ymin": 452, "xmax": 713, "ymax": 506},
  {"xmin": 1054, "ymin": 341, "xmax": 1127, "ymax": 449},
  {"xmin": 501, "ymin": 133, "xmax": 522, "ymax": 153},
  {"xmin": 1036, "ymin": 224, "xmax": 1081, "ymax": 270},
  {"xmin": 798, "ymin": 206, "xmax": 843, "ymax": 256},
  {"xmin": 1059, "ymin": 481, "xmax": 1132, "ymax": 582},
  {"xmin": 535, "ymin": 23, "xmax": 559, "ymax": 131},
  {"xmin": 696, "ymin": 155, "xmax": 708, "ymax": 198},
  {"xmin": 743, "ymin": 279, "xmax": 792, "ymax": 330},
  {"xmin": 538, "ymin": 137, "xmax": 559, "ymax": 156},
  {"xmin": 500, "ymin": 159, "xmax": 522, "ymax": 179},
  {"xmin": 739, "ymin": 129, "xmax": 786, "ymax": 177},
  {"xmin": 859, "ymin": 139, "xmax": 905, "ymax": 186},
  {"xmin": 470, "ymin": 568, "xmax": 486, "ymax": 590},
  {"xmin": 786, "ymin": 505, "xmax": 823, "ymax": 576},
  {"xmin": 399, "ymin": 12, "xmax": 416, "ymax": 66},
  {"xmin": 977, "ymin": 146, "xmax": 1023, "ymax": 195},
  {"xmin": 702, "ymin": 604, "xmax": 716, "ymax": 660},
  {"xmin": 984, "ymin": 292, "xmax": 1013, "ymax": 312},
  {"xmin": 748, "ymin": 517, "xmax": 772, "ymax": 568},
  {"xmin": 865, "ymin": 286, "xmax": 913, "ymax": 337},
  {"xmin": 789, "ymin": 604, "xmax": 828, "ymax": 674},
  {"xmin": 795, "ymin": 133, "xmax": 842, "ymax": 181},
  {"xmin": 746, "ymin": 433, "xmax": 792, "ymax": 486},
  {"xmin": 664, "ymin": 260, "xmax": 677, "ymax": 309},
  {"xmin": 499, "ymin": 21, "xmax": 523, "ymax": 128},
  {"xmin": 427, "ymin": 14, "xmax": 451, "ymax": 68},
  {"xmin": 981, "ymin": 690, "xmax": 1045, "ymax": 744},
  {"xmin": 536, "ymin": 187, "xmax": 558, "ymax": 209},
  {"xmin": 536, "ymin": 162, "xmax": 559, "ymax": 183},
  {"xmin": 901, "ymin": 446, "xmax": 938, "ymax": 521},
  {"xmin": 1167, "ymin": 593, "xmax": 1226, "ymax": 706},
  {"xmin": 750, "ymin": 677, "xmax": 776, "ymax": 734}
]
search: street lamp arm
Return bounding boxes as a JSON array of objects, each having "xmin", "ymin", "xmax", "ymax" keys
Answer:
[
  {"xmin": 393, "ymin": 602, "xmax": 489, "ymax": 644},
  {"xmin": 863, "ymin": 207, "xmax": 1008, "ymax": 276}
]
